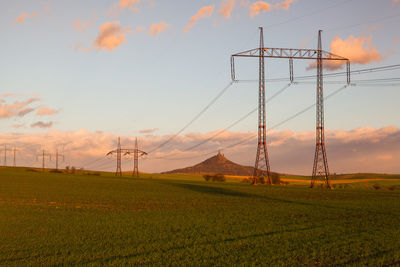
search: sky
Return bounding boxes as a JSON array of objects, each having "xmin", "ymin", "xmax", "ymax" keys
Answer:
[{"xmin": 0, "ymin": 0, "xmax": 399, "ymax": 174}]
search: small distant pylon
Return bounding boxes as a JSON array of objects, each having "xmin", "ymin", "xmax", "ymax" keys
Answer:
[
  {"xmin": 116, "ymin": 137, "xmax": 122, "ymax": 176},
  {"xmin": 130, "ymin": 138, "xmax": 147, "ymax": 178},
  {"xmin": 13, "ymin": 146, "xmax": 18, "ymax": 167},
  {"xmin": 55, "ymin": 147, "xmax": 65, "ymax": 170},
  {"xmin": 2, "ymin": 144, "xmax": 12, "ymax": 167},
  {"xmin": 106, "ymin": 137, "xmax": 147, "ymax": 177},
  {"xmin": 37, "ymin": 149, "xmax": 51, "ymax": 172}
]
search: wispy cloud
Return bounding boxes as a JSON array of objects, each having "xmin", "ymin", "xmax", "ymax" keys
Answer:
[
  {"xmin": 31, "ymin": 121, "xmax": 53, "ymax": 129},
  {"xmin": 149, "ymin": 22, "xmax": 169, "ymax": 36},
  {"xmin": 107, "ymin": 0, "xmax": 141, "ymax": 16},
  {"xmin": 218, "ymin": 0, "xmax": 236, "ymax": 18},
  {"xmin": 249, "ymin": 0, "xmax": 296, "ymax": 18},
  {"xmin": 139, "ymin": 128, "xmax": 159, "ymax": 134},
  {"xmin": 0, "ymin": 97, "xmax": 40, "ymax": 119},
  {"xmin": 15, "ymin": 13, "xmax": 29, "ymax": 23},
  {"xmin": 183, "ymin": 5, "xmax": 215, "ymax": 34},
  {"xmin": 73, "ymin": 19, "xmax": 95, "ymax": 32},
  {"xmin": 36, "ymin": 106, "xmax": 59, "ymax": 116}
]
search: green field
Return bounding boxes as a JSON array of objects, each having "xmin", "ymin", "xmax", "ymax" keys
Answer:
[{"xmin": 1, "ymin": 168, "xmax": 400, "ymax": 266}]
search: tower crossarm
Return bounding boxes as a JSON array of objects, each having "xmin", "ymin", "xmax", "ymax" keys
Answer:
[
  {"xmin": 232, "ymin": 47, "xmax": 348, "ymax": 60},
  {"xmin": 231, "ymin": 47, "xmax": 350, "ymax": 84}
]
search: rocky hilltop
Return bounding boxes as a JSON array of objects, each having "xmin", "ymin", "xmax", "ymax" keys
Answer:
[{"xmin": 162, "ymin": 151, "xmax": 255, "ymax": 176}]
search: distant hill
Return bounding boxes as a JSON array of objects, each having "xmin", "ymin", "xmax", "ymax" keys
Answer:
[{"xmin": 162, "ymin": 152, "xmax": 255, "ymax": 176}]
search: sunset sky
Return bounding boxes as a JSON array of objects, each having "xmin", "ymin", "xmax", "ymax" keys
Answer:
[{"xmin": 1, "ymin": 0, "xmax": 399, "ymax": 174}]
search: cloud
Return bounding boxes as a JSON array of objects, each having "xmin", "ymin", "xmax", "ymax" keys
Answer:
[
  {"xmin": 393, "ymin": 0, "xmax": 399, "ymax": 4},
  {"xmin": 73, "ymin": 19, "xmax": 95, "ymax": 32},
  {"xmin": 149, "ymin": 22, "xmax": 169, "ymax": 36},
  {"xmin": 36, "ymin": 106, "xmax": 59, "ymax": 116},
  {"xmin": 107, "ymin": 0, "xmax": 141, "ymax": 16},
  {"xmin": 12, "ymin": 123, "xmax": 26, "ymax": 129},
  {"xmin": 308, "ymin": 35, "xmax": 382, "ymax": 71},
  {"xmin": 249, "ymin": 1, "xmax": 272, "ymax": 18},
  {"xmin": 218, "ymin": 0, "xmax": 236, "ymax": 18},
  {"xmin": 31, "ymin": 121, "xmax": 53, "ymax": 129},
  {"xmin": 15, "ymin": 13, "xmax": 29, "ymax": 23},
  {"xmin": 120, "ymin": 0, "xmax": 141, "ymax": 8},
  {"xmin": 0, "ymin": 97, "xmax": 40, "ymax": 119},
  {"xmin": 1, "ymin": 127, "xmax": 399, "ymax": 174},
  {"xmin": 183, "ymin": 5, "xmax": 215, "ymax": 34},
  {"xmin": 93, "ymin": 21, "xmax": 130, "ymax": 51},
  {"xmin": 139, "ymin": 128, "xmax": 159, "ymax": 134},
  {"xmin": 249, "ymin": 0, "xmax": 295, "ymax": 17}
]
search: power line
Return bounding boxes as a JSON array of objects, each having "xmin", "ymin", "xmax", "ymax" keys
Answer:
[
  {"xmin": 152, "ymin": 84, "xmax": 352, "ymax": 161},
  {"xmin": 147, "ymin": 81, "xmax": 235, "ymax": 154}
]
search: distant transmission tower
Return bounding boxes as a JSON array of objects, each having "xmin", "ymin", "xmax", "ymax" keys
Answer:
[
  {"xmin": 106, "ymin": 137, "xmax": 147, "ymax": 177},
  {"xmin": 55, "ymin": 147, "xmax": 65, "ymax": 170},
  {"xmin": 2, "ymin": 144, "xmax": 12, "ymax": 167},
  {"xmin": 13, "ymin": 146, "xmax": 18, "ymax": 167},
  {"xmin": 125, "ymin": 137, "xmax": 147, "ymax": 178},
  {"xmin": 231, "ymin": 28, "xmax": 351, "ymax": 187},
  {"xmin": 37, "ymin": 149, "xmax": 51, "ymax": 172}
]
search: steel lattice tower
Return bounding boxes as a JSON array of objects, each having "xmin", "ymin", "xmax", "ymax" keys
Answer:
[
  {"xmin": 133, "ymin": 138, "xmax": 139, "ymax": 178},
  {"xmin": 252, "ymin": 27, "xmax": 271, "ymax": 184},
  {"xmin": 106, "ymin": 137, "xmax": 147, "ymax": 177},
  {"xmin": 116, "ymin": 137, "xmax": 122, "ymax": 176},
  {"xmin": 311, "ymin": 30, "xmax": 331, "ymax": 189}
]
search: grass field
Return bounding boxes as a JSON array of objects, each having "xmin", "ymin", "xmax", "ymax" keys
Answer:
[{"xmin": 1, "ymin": 167, "xmax": 400, "ymax": 266}]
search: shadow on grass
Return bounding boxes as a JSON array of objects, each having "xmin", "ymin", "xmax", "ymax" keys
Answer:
[{"xmin": 72, "ymin": 225, "xmax": 320, "ymax": 265}]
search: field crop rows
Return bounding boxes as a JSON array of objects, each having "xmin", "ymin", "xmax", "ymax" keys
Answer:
[{"xmin": 0, "ymin": 168, "xmax": 399, "ymax": 266}]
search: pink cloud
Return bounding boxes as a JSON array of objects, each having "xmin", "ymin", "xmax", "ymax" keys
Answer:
[
  {"xmin": 249, "ymin": 0, "xmax": 296, "ymax": 17},
  {"xmin": 15, "ymin": 13, "xmax": 29, "ymax": 23},
  {"xmin": 1, "ymin": 127, "xmax": 399, "ymax": 174},
  {"xmin": 308, "ymin": 35, "xmax": 382, "ymax": 71},
  {"xmin": 93, "ymin": 21, "xmax": 130, "ymax": 51},
  {"xmin": 149, "ymin": 21, "xmax": 169, "ymax": 36},
  {"xmin": 249, "ymin": 1, "xmax": 272, "ymax": 18},
  {"xmin": 73, "ymin": 19, "xmax": 95, "ymax": 32},
  {"xmin": 36, "ymin": 106, "xmax": 59, "ymax": 116},
  {"xmin": 31, "ymin": 121, "xmax": 53, "ymax": 129},
  {"xmin": 139, "ymin": 128, "xmax": 159, "ymax": 134},
  {"xmin": 218, "ymin": 0, "xmax": 236, "ymax": 18},
  {"xmin": 0, "ymin": 97, "xmax": 39, "ymax": 119},
  {"xmin": 183, "ymin": 5, "xmax": 215, "ymax": 34}
]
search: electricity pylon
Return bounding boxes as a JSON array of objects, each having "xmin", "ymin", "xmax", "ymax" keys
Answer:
[
  {"xmin": 37, "ymin": 149, "xmax": 51, "ymax": 172},
  {"xmin": 55, "ymin": 147, "xmax": 65, "ymax": 170},
  {"xmin": 106, "ymin": 137, "xmax": 147, "ymax": 177},
  {"xmin": 1, "ymin": 144, "xmax": 12, "ymax": 167},
  {"xmin": 13, "ymin": 146, "xmax": 18, "ymax": 167},
  {"xmin": 231, "ymin": 28, "xmax": 350, "ymax": 188},
  {"xmin": 124, "ymin": 137, "xmax": 148, "ymax": 178}
]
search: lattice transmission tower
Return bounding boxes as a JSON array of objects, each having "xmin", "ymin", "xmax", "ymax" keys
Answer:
[
  {"xmin": 106, "ymin": 137, "xmax": 147, "ymax": 177},
  {"xmin": 36, "ymin": 149, "xmax": 51, "ymax": 172},
  {"xmin": 231, "ymin": 28, "xmax": 351, "ymax": 187}
]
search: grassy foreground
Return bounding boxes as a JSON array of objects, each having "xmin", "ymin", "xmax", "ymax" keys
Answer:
[{"xmin": 1, "ymin": 168, "xmax": 400, "ymax": 266}]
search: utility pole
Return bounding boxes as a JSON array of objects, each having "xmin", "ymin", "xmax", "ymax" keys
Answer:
[
  {"xmin": 106, "ymin": 137, "xmax": 147, "ymax": 177},
  {"xmin": 37, "ymin": 149, "xmax": 51, "ymax": 172},
  {"xmin": 230, "ymin": 28, "xmax": 350, "ymax": 188},
  {"xmin": 55, "ymin": 147, "xmax": 65, "ymax": 170}
]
